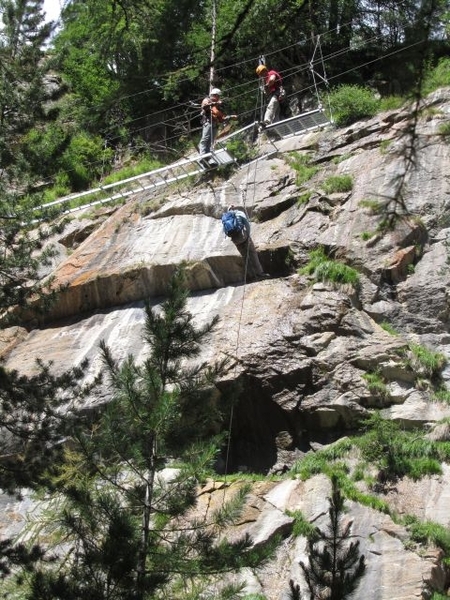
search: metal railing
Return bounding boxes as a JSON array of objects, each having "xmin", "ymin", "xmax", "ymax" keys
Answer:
[{"xmin": 39, "ymin": 148, "xmax": 236, "ymax": 215}]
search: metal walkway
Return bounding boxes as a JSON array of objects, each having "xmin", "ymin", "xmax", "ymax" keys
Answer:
[
  {"xmin": 39, "ymin": 148, "xmax": 236, "ymax": 215},
  {"xmin": 217, "ymin": 108, "xmax": 332, "ymax": 147},
  {"xmin": 264, "ymin": 108, "xmax": 331, "ymax": 139},
  {"xmin": 38, "ymin": 109, "xmax": 331, "ymax": 216}
]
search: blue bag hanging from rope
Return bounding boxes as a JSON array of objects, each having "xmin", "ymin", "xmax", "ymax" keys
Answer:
[{"xmin": 221, "ymin": 210, "xmax": 242, "ymax": 237}]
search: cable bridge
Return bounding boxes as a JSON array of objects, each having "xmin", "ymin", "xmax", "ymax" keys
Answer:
[{"xmin": 40, "ymin": 109, "xmax": 331, "ymax": 215}]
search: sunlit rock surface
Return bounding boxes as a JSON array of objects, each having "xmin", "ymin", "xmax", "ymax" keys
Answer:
[{"xmin": 4, "ymin": 89, "xmax": 450, "ymax": 598}]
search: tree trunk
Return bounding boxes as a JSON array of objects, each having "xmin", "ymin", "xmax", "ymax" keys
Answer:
[{"xmin": 135, "ymin": 434, "xmax": 156, "ymax": 599}]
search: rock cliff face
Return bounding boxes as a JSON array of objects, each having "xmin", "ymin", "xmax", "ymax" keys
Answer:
[{"xmin": 3, "ymin": 89, "xmax": 450, "ymax": 598}]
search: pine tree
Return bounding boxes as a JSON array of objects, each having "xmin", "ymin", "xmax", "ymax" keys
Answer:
[
  {"xmin": 0, "ymin": 0, "xmax": 53, "ymax": 138},
  {"xmin": 0, "ymin": 0, "xmax": 95, "ymax": 582},
  {"xmin": 27, "ymin": 266, "xmax": 275, "ymax": 600},
  {"xmin": 0, "ymin": 0, "xmax": 62, "ymax": 322},
  {"xmin": 299, "ymin": 475, "xmax": 366, "ymax": 600},
  {"xmin": 0, "ymin": 0, "xmax": 85, "ymax": 492}
]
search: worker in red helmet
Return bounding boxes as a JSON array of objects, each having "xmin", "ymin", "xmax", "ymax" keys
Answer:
[{"xmin": 256, "ymin": 64, "xmax": 286, "ymax": 127}]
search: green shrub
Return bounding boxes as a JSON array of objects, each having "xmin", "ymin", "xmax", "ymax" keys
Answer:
[
  {"xmin": 380, "ymin": 321, "xmax": 398, "ymax": 336},
  {"xmin": 379, "ymin": 96, "xmax": 405, "ymax": 111},
  {"xmin": 340, "ymin": 482, "xmax": 391, "ymax": 514},
  {"xmin": 434, "ymin": 387, "xmax": 450, "ymax": 404},
  {"xmin": 376, "ymin": 216, "xmax": 398, "ymax": 232},
  {"xmin": 300, "ymin": 246, "xmax": 359, "ymax": 286},
  {"xmin": 332, "ymin": 153, "xmax": 351, "ymax": 164},
  {"xmin": 290, "ymin": 438, "xmax": 353, "ymax": 479},
  {"xmin": 438, "ymin": 122, "xmax": 450, "ymax": 136},
  {"xmin": 285, "ymin": 152, "xmax": 319, "ymax": 186},
  {"xmin": 423, "ymin": 57, "xmax": 450, "ymax": 95},
  {"xmin": 379, "ymin": 139, "xmax": 391, "ymax": 153},
  {"xmin": 60, "ymin": 132, "xmax": 114, "ymax": 191},
  {"xmin": 362, "ymin": 371, "xmax": 390, "ymax": 399},
  {"xmin": 225, "ymin": 137, "xmax": 256, "ymax": 163},
  {"xmin": 314, "ymin": 260, "xmax": 359, "ymax": 285},
  {"xmin": 305, "ymin": 467, "xmax": 392, "ymax": 514},
  {"xmin": 405, "ymin": 343, "xmax": 447, "ymax": 378},
  {"xmin": 42, "ymin": 171, "xmax": 71, "ymax": 203},
  {"xmin": 290, "ymin": 451, "xmax": 331, "ymax": 479},
  {"xmin": 328, "ymin": 84, "xmax": 380, "ymax": 127},
  {"xmin": 286, "ymin": 510, "xmax": 317, "ymax": 538},
  {"xmin": 101, "ymin": 157, "xmax": 163, "ymax": 185},
  {"xmin": 404, "ymin": 515, "xmax": 450, "ymax": 554},
  {"xmin": 406, "ymin": 457, "xmax": 442, "ymax": 480},
  {"xmin": 297, "ymin": 191, "xmax": 312, "ymax": 205},
  {"xmin": 359, "ymin": 198, "xmax": 383, "ymax": 213},
  {"xmin": 356, "ymin": 413, "xmax": 449, "ymax": 481},
  {"xmin": 322, "ymin": 174, "xmax": 353, "ymax": 194},
  {"xmin": 23, "ymin": 124, "xmax": 69, "ymax": 177}
]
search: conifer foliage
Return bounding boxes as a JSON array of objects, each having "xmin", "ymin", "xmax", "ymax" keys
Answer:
[
  {"xmin": 27, "ymin": 266, "xmax": 273, "ymax": 600},
  {"xmin": 0, "ymin": 0, "xmax": 97, "ymax": 582},
  {"xmin": 298, "ymin": 475, "xmax": 366, "ymax": 600},
  {"xmin": 0, "ymin": 0, "xmax": 60, "ymax": 321},
  {"xmin": 0, "ymin": 0, "xmax": 53, "ymax": 137}
]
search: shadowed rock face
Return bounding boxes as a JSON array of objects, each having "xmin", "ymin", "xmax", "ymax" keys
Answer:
[{"xmin": 4, "ymin": 89, "xmax": 450, "ymax": 598}]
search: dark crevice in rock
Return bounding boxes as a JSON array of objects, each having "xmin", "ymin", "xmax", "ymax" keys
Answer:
[
  {"xmin": 58, "ymin": 222, "xmax": 100, "ymax": 248},
  {"xmin": 255, "ymin": 194, "xmax": 298, "ymax": 222},
  {"xmin": 219, "ymin": 366, "xmax": 318, "ymax": 474},
  {"xmin": 305, "ymin": 195, "xmax": 335, "ymax": 215},
  {"xmin": 259, "ymin": 245, "xmax": 296, "ymax": 278},
  {"xmin": 373, "ymin": 281, "xmax": 400, "ymax": 303},
  {"xmin": 301, "ymin": 412, "xmax": 363, "ymax": 445},
  {"xmin": 220, "ymin": 374, "xmax": 304, "ymax": 474}
]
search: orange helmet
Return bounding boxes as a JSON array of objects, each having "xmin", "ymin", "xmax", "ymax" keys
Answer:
[{"xmin": 256, "ymin": 65, "xmax": 267, "ymax": 76}]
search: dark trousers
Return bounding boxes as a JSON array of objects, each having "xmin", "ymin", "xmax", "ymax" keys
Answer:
[{"xmin": 232, "ymin": 234, "xmax": 264, "ymax": 280}]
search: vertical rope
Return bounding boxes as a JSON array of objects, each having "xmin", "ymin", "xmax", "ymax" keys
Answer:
[
  {"xmin": 222, "ymin": 85, "xmax": 265, "ymax": 483},
  {"xmin": 258, "ymin": 54, "xmax": 266, "ymax": 123}
]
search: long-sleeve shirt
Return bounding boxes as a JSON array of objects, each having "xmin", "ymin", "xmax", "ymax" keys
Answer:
[{"xmin": 201, "ymin": 97, "xmax": 227, "ymax": 125}]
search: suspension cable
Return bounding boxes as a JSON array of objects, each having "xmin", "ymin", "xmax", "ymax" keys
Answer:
[{"xmin": 309, "ymin": 34, "xmax": 333, "ymax": 119}]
